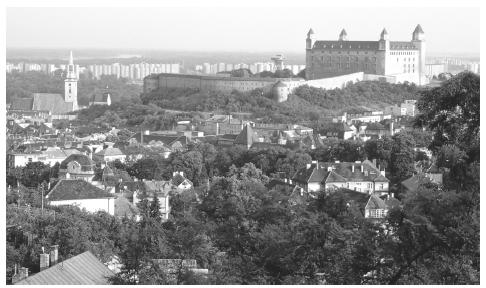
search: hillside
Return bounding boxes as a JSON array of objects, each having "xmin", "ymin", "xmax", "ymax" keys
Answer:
[{"xmin": 141, "ymin": 80, "xmax": 422, "ymax": 122}]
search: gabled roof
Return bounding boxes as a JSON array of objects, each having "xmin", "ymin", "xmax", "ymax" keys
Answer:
[
  {"xmin": 130, "ymin": 132, "xmax": 188, "ymax": 147},
  {"xmin": 32, "ymin": 93, "xmax": 73, "ymax": 115},
  {"xmin": 60, "ymin": 154, "xmax": 95, "ymax": 172},
  {"xmin": 325, "ymin": 170, "xmax": 347, "ymax": 183},
  {"xmin": 339, "ymin": 29, "xmax": 347, "ymax": 36},
  {"xmin": 47, "ymin": 179, "xmax": 114, "ymax": 201},
  {"xmin": 234, "ymin": 124, "xmax": 258, "ymax": 147},
  {"xmin": 365, "ymin": 194, "xmax": 388, "ymax": 210},
  {"xmin": 172, "ymin": 173, "xmax": 192, "ymax": 187},
  {"xmin": 14, "ymin": 251, "xmax": 114, "ymax": 285}
]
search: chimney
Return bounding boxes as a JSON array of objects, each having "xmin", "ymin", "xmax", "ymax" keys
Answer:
[
  {"xmin": 40, "ymin": 248, "xmax": 50, "ymax": 271},
  {"xmin": 380, "ymin": 168, "xmax": 386, "ymax": 177},
  {"xmin": 352, "ymin": 165, "xmax": 355, "ymax": 172},
  {"xmin": 50, "ymin": 245, "xmax": 59, "ymax": 266},
  {"xmin": 12, "ymin": 267, "xmax": 29, "ymax": 284}
]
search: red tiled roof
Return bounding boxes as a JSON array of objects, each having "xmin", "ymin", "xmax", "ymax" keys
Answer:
[{"xmin": 32, "ymin": 93, "xmax": 73, "ymax": 115}]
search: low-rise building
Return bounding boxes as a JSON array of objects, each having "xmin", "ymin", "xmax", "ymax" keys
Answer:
[{"xmin": 292, "ymin": 160, "xmax": 389, "ymax": 194}]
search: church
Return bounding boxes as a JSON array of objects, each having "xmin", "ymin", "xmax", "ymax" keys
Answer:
[
  {"xmin": 305, "ymin": 25, "xmax": 428, "ymax": 85},
  {"xmin": 10, "ymin": 51, "xmax": 79, "ymax": 120}
]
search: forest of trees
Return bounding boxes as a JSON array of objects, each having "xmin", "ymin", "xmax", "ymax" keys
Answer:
[
  {"xmin": 6, "ymin": 71, "xmax": 142, "ymax": 105},
  {"xmin": 6, "ymin": 72, "xmax": 479, "ymax": 284}
]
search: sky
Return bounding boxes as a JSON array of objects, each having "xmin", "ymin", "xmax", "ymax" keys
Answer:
[{"xmin": 6, "ymin": 6, "xmax": 480, "ymax": 55}]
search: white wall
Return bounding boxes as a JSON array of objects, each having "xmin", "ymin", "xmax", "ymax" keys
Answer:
[{"xmin": 49, "ymin": 198, "xmax": 115, "ymax": 215}]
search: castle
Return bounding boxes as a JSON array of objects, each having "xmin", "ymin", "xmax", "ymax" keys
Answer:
[
  {"xmin": 10, "ymin": 51, "xmax": 79, "ymax": 120},
  {"xmin": 305, "ymin": 25, "xmax": 427, "ymax": 85},
  {"xmin": 143, "ymin": 25, "xmax": 428, "ymax": 103}
]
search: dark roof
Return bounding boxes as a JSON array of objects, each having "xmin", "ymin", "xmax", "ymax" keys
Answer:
[
  {"xmin": 383, "ymin": 196, "xmax": 401, "ymax": 209},
  {"xmin": 47, "ymin": 179, "xmax": 114, "ymax": 201},
  {"xmin": 313, "ymin": 40, "xmax": 380, "ymax": 50},
  {"xmin": 389, "ymin": 41, "xmax": 418, "ymax": 50},
  {"xmin": 365, "ymin": 122, "xmax": 386, "ymax": 131},
  {"xmin": 234, "ymin": 124, "xmax": 258, "ymax": 147},
  {"xmin": 319, "ymin": 122, "xmax": 353, "ymax": 133},
  {"xmin": 339, "ymin": 29, "xmax": 347, "ymax": 36},
  {"xmin": 307, "ymin": 28, "xmax": 314, "ymax": 36},
  {"xmin": 10, "ymin": 98, "xmax": 34, "ymax": 110},
  {"xmin": 274, "ymin": 81, "xmax": 287, "ymax": 88},
  {"xmin": 381, "ymin": 28, "xmax": 388, "ymax": 36},
  {"xmin": 95, "ymin": 147, "xmax": 125, "ymax": 156},
  {"xmin": 219, "ymin": 134, "xmax": 239, "ymax": 140},
  {"xmin": 171, "ymin": 173, "xmax": 192, "ymax": 187},
  {"xmin": 60, "ymin": 154, "xmax": 95, "ymax": 172},
  {"xmin": 91, "ymin": 92, "xmax": 111, "ymax": 103},
  {"xmin": 14, "ymin": 251, "xmax": 114, "ymax": 285},
  {"xmin": 32, "ymin": 93, "xmax": 73, "ymax": 115},
  {"xmin": 130, "ymin": 132, "xmax": 188, "ymax": 147}
]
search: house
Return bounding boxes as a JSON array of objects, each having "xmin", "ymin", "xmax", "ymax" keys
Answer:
[
  {"xmin": 171, "ymin": 171, "xmax": 193, "ymax": 191},
  {"xmin": 46, "ymin": 179, "xmax": 115, "ymax": 215},
  {"xmin": 401, "ymin": 172, "xmax": 443, "ymax": 193},
  {"xmin": 89, "ymin": 91, "xmax": 112, "ymax": 106},
  {"xmin": 234, "ymin": 124, "xmax": 259, "ymax": 149},
  {"xmin": 318, "ymin": 122, "xmax": 356, "ymax": 140},
  {"xmin": 94, "ymin": 147, "xmax": 126, "ymax": 163},
  {"xmin": 14, "ymin": 250, "xmax": 114, "ymax": 285},
  {"xmin": 121, "ymin": 180, "xmax": 171, "ymax": 221},
  {"xmin": 59, "ymin": 154, "xmax": 96, "ymax": 182},
  {"xmin": 128, "ymin": 131, "xmax": 188, "ymax": 151},
  {"xmin": 292, "ymin": 160, "xmax": 389, "ymax": 194},
  {"xmin": 364, "ymin": 194, "xmax": 400, "ymax": 219}
]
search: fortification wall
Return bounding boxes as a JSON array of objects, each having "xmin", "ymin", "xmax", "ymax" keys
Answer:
[{"xmin": 305, "ymin": 72, "xmax": 364, "ymax": 90}]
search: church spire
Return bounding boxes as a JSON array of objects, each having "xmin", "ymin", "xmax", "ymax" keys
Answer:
[{"xmin": 69, "ymin": 50, "xmax": 74, "ymax": 65}]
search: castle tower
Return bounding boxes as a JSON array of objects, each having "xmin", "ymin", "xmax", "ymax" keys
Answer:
[
  {"xmin": 339, "ymin": 29, "xmax": 348, "ymax": 41},
  {"xmin": 411, "ymin": 24, "xmax": 427, "ymax": 85},
  {"xmin": 305, "ymin": 28, "xmax": 314, "ymax": 80},
  {"xmin": 378, "ymin": 28, "xmax": 390, "ymax": 50},
  {"xmin": 64, "ymin": 51, "xmax": 78, "ymax": 111}
]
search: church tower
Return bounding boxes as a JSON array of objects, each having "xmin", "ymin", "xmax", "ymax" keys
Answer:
[
  {"xmin": 412, "ymin": 25, "xmax": 427, "ymax": 85},
  {"xmin": 64, "ymin": 51, "xmax": 78, "ymax": 111}
]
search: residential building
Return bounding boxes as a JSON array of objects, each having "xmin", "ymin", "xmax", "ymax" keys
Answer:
[{"xmin": 292, "ymin": 160, "xmax": 389, "ymax": 194}]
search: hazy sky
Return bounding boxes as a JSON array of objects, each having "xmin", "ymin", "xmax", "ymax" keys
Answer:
[{"xmin": 7, "ymin": 6, "xmax": 480, "ymax": 54}]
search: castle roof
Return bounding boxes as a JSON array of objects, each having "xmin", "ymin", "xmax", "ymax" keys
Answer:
[
  {"xmin": 307, "ymin": 28, "xmax": 314, "ymax": 36},
  {"xmin": 339, "ymin": 29, "xmax": 347, "ymax": 36},
  {"xmin": 313, "ymin": 40, "xmax": 380, "ymax": 50}
]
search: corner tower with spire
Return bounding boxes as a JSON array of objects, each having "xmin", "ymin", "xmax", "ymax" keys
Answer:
[{"xmin": 64, "ymin": 51, "xmax": 78, "ymax": 111}]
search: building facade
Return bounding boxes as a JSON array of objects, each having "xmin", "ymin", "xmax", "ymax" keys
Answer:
[{"xmin": 305, "ymin": 25, "xmax": 428, "ymax": 85}]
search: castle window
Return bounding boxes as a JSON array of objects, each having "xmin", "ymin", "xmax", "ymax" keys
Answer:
[{"xmin": 397, "ymin": 58, "xmax": 399, "ymax": 62}]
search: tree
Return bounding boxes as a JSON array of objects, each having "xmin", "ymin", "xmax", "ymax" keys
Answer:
[
  {"xmin": 149, "ymin": 193, "xmax": 162, "ymax": 221},
  {"xmin": 390, "ymin": 133, "xmax": 416, "ymax": 183},
  {"xmin": 415, "ymin": 71, "xmax": 479, "ymax": 162}
]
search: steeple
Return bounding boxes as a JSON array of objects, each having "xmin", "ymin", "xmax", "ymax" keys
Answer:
[
  {"xmin": 64, "ymin": 50, "xmax": 78, "ymax": 111},
  {"xmin": 339, "ymin": 29, "xmax": 348, "ymax": 41},
  {"xmin": 66, "ymin": 51, "xmax": 76, "ymax": 79},
  {"xmin": 307, "ymin": 28, "xmax": 314, "ymax": 38},
  {"xmin": 306, "ymin": 28, "xmax": 315, "ymax": 50},
  {"xmin": 69, "ymin": 50, "xmax": 74, "ymax": 66}
]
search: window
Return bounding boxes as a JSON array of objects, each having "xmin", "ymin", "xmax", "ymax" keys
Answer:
[{"xmin": 28, "ymin": 158, "xmax": 32, "ymax": 162}]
